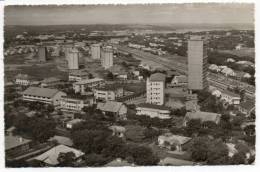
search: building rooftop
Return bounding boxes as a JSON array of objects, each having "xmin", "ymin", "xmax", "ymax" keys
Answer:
[
  {"xmin": 5, "ymin": 135, "xmax": 32, "ymax": 150},
  {"xmin": 150, "ymin": 73, "xmax": 166, "ymax": 82},
  {"xmin": 185, "ymin": 111, "xmax": 221, "ymax": 123},
  {"xmin": 74, "ymin": 78, "xmax": 104, "ymax": 85},
  {"xmin": 97, "ymin": 101, "xmax": 125, "ymax": 113},
  {"xmin": 69, "ymin": 70, "xmax": 89, "ymax": 76},
  {"xmin": 221, "ymin": 89, "xmax": 240, "ymax": 98},
  {"xmin": 48, "ymin": 135, "xmax": 73, "ymax": 147},
  {"xmin": 41, "ymin": 77, "xmax": 61, "ymax": 84},
  {"xmin": 95, "ymin": 84, "xmax": 123, "ymax": 91},
  {"xmin": 137, "ymin": 103, "xmax": 171, "ymax": 111},
  {"xmin": 159, "ymin": 157, "xmax": 195, "ymax": 166},
  {"xmin": 15, "ymin": 73, "xmax": 30, "ymax": 80},
  {"xmin": 67, "ymin": 119, "xmax": 84, "ymax": 125},
  {"xmin": 239, "ymin": 100, "xmax": 255, "ymax": 111},
  {"xmin": 159, "ymin": 133, "xmax": 191, "ymax": 145},
  {"xmin": 34, "ymin": 144, "xmax": 84, "ymax": 166},
  {"xmin": 23, "ymin": 87, "xmax": 60, "ymax": 98}
]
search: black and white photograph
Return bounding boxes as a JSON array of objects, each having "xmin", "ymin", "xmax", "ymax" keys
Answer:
[{"xmin": 3, "ymin": 2, "xmax": 256, "ymax": 168}]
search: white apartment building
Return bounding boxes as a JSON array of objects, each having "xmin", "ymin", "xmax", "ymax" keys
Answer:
[
  {"xmin": 67, "ymin": 48, "xmax": 79, "ymax": 70},
  {"xmin": 22, "ymin": 87, "xmax": 66, "ymax": 106},
  {"xmin": 73, "ymin": 78, "xmax": 105, "ymax": 95},
  {"xmin": 136, "ymin": 103, "xmax": 171, "ymax": 119},
  {"xmin": 15, "ymin": 74, "xmax": 31, "ymax": 86},
  {"xmin": 69, "ymin": 70, "xmax": 90, "ymax": 82},
  {"xmin": 146, "ymin": 73, "xmax": 166, "ymax": 105},
  {"xmin": 94, "ymin": 85, "xmax": 123, "ymax": 102},
  {"xmin": 60, "ymin": 95, "xmax": 94, "ymax": 112},
  {"xmin": 101, "ymin": 46, "xmax": 113, "ymax": 69},
  {"xmin": 91, "ymin": 44, "xmax": 101, "ymax": 59}
]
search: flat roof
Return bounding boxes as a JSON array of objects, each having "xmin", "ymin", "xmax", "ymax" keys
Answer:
[
  {"xmin": 75, "ymin": 78, "xmax": 104, "ymax": 85},
  {"xmin": 150, "ymin": 73, "xmax": 166, "ymax": 82},
  {"xmin": 5, "ymin": 135, "xmax": 32, "ymax": 150},
  {"xmin": 137, "ymin": 103, "xmax": 171, "ymax": 111}
]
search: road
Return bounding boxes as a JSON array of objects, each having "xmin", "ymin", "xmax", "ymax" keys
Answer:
[{"xmin": 114, "ymin": 44, "xmax": 255, "ymax": 99}]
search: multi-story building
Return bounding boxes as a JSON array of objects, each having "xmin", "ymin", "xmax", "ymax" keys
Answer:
[
  {"xmin": 69, "ymin": 70, "xmax": 90, "ymax": 82},
  {"xmin": 67, "ymin": 48, "xmax": 79, "ymax": 70},
  {"xmin": 60, "ymin": 95, "xmax": 94, "ymax": 112},
  {"xmin": 38, "ymin": 46, "xmax": 48, "ymax": 62},
  {"xmin": 15, "ymin": 74, "xmax": 31, "ymax": 86},
  {"xmin": 40, "ymin": 77, "xmax": 62, "ymax": 88},
  {"xmin": 187, "ymin": 36, "xmax": 208, "ymax": 90},
  {"xmin": 91, "ymin": 44, "xmax": 101, "ymax": 59},
  {"xmin": 136, "ymin": 103, "xmax": 171, "ymax": 119},
  {"xmin": 94, "ymin": 85, "xmax": 124, "ymax": 102},
  {"xmin": 73, "ymin": 78, "xmax": 105, "ymax": 95},
  {"xmin": 146, "ymin": 73, "xmax": 166, "ymax": 105},
  {"xmin": 101, "ymin": 46, "xmax": 113, "ymax": 69},
  {"xmin": 220, "ymin": 89, "xmax": 241, "ymax": 105},
  {"xmin": 22, "ymin": 87, "xmax": 66, "ymax": 106}
]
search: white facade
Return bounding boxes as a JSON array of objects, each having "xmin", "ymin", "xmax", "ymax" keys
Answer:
[
  {"xmin": 94, "ymin": 88, "xmax": 123, "ymax": 102},
  {"xmin": 67, "ymin": 48, "xmax": 79, "ymax": 70},
  {"xmin": 73, "ymin": 78, "xmax": 105, "ymax": 94},
  {"xmin": 91, "ymin": 44, "xmax": 101, "ymax": 59},
  {"xmin": 15, "ymin": 78, "xmax": 31, "ymax": 86},
  {"xmin": 23, "ymin": 90, "xmax": 66, "ymax": 106},
  {"xmin": 69, "ymin": 71, "xmax": 89, "ymax": 82},
  {"xmin": 220, "ymin": 91, "xmax": 241, "ymax": 105},
  {"xmin": 146, "ymin": 78, "xmax": 165, "ymax": 105},
  {"xmin": 136, "ymin": 106, "xmax": 171, "ymax": 119},
  {"xmin": 101, "ymin": 46, "xmax": 113, "ymax": 69},
  {"xmin": 60, "ymin": 96, "xmax": 93, "ymax": 112}
]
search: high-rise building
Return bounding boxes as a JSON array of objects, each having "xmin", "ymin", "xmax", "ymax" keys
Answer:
[
  {"xmin": 146, "ymin": 73, "xmax": 166, "ymax": 105},
  {"xmin": 67, "ymin": 48, "xmax": 79, "ymax": 70},
  {"xmin": 91, "ymin": 44, "xmax": 101, "ymax": 59},
  {"xmin": 38, "ymin": 46, "xmax": 48, "ymax": 62},
  {"xmin": 101, "ymin": 46, "xmax": 113, "ymax": 69},
  {"xmin": 187, "ymin": 36, "xmax": 208, "ymax": 91}
]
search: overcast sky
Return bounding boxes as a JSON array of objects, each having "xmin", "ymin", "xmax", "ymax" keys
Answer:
[{"xmin": 4, "ymin": 4, "xmax": 254, "ymax": 25}]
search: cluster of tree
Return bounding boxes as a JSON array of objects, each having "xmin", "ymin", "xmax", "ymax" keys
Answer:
[
  {"xmin": 71, "ymin": 125, "xmax": 159, "ymax": 166},
  {"xmin": 13, "ymin": 114, "xmax": 56, "ymax": 142},
  {"xmin": 190, "ymin": 136, "xmax": 253, "ymax": 165},
  {"xmin": 127, "ymin": 114, "xmax": 173, "ymax": 129}
]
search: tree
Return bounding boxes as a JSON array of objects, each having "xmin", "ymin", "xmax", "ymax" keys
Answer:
[
  {"xmin": 206, "ymin": 140, "xmax": 229, "ymax": 165},
  {"xmin": 186, "ymin": 119, "xmax": 201, "ymax": 136},
  {"xmin": 102, "ymin": 136, "xmax": 126, "ymax": 158},
  {"xmin": 57, "ymin": 152, "xmax": 76, "ymax": 167},
  {"xmin": 84, "ymin": 153, "xmax": 109, "ymax": 167},
  {"xmin": 230, "ymin": 152, "xmax": 246, "ymax": 164},
  {"xmin": 129, "ymin": 145, "xmax": 159, "ymax": 165},
  {"xmin": 190, "ymin": 137, "xmax": 210, "ymax": 162},
  {"xmin": 143, "ymin": 128, "xmax": 160, "ymax": 140}
]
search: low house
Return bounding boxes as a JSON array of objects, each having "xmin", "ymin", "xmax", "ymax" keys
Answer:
[
  {"xmin": 238, "ymin": 100, "xmax": 255, "ymax": 117},
  {"xmin": 69, "ymin": 70, "xmax": 90, "ymax": 82},
  {"xmin": 221, "ymin": 67, "xmax": 236, "ymax": 77},
  {"xmin": 220, "ymin": 89, "xmax": 241, "ymax": 105},
  {"xmin": 108, "ymin": 125, "xmax": 126, "ymax": 138},
  {"xmin": 40, "ymin": 77, "xmax": 62, "ymax": 88},
  {"xmin": 60, "ymin": 95, "xmax": 94, "ymax": 112},
  {"xmin": 94, "ymin": 84, "xmax": 124, "ymax": 102},
  {"xmin": 73, "ymin": 78, "xmax": 105, "ymax": 95},
  {"xmin": 208, "ymin": 64, "xmax": 221, "ymax": 72},
  {"xmin": 22, "ymin": 87, "xmax": 66, "ymax": 106},
  {"xmin": 117, "ymin": 72, "xmax": 128, "ymax": 80},
  {"xmin": 105, "ymin": 158, "xmax": 132, "ymax": 167},
  {"xmin": 136, "ymin": 103, "xmax": 171, "ymax": 119},
  {"xmin": 226, "ymin": 143, "xmax": 238, "ymax": 158},
  {"xmin": 5, "ymin": 135, "xmax": 32, "ymax": 158},
  {"xmin": 66, "ymin": 119, "xmax": 84, "ymax": 129},
  {"xmin": 159, "ymin": 157, "xmax": 195, "ymax": 166},
  {"xmin": 158, "ymin": 133, "xmax": 191, "ymax": 152},
  {"xmin": 171, "ymin": 75, "xmax": 188, "ymax": 86},
  {"xmin": 227, "ymin": 58, "xmax": 235, "ymax": 63},
  {"xmin": 48, "ymin": 135, "xmax": 73, "ymax": 147},
  {"xmin": 33, "ymin": 144, "xmax": 84, "ymax": 166},
  {"xmin": 15, "ymin": 74, "xmax": 32, "ymax": 86},
  {"xmin": 97, "ymin": 101, "xmax": 127, "ymax": 120},
  {"xmin": 184, "ymin": 111, "xmax": 222, "ymax": 126}
]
